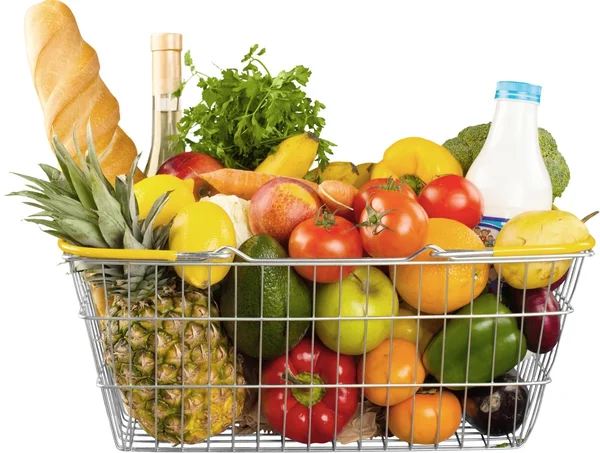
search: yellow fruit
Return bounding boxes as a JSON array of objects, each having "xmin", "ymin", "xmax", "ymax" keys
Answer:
[
  {"xmin": 134, "ymin": 175, "xmax": 195, "ymax": 227},
  {"xmin": 354, "ymin": 163, "xmax": 374, "ymax": 188},
  {"xmin": 494, "ymin": 210, "xmax": 594, "ymax": 289},
  {"xmin": 304, "ymin": 161, "xmax": 374, "ymax": 188},
  {"xmin": 323, "ymin": 162, "xmax": 374, "ymax": 187},
  {"xmin": 168, "ymin": 201, "xmax": 236, "ymax": 289},
  {"xmin": 390, "ymin": 303, "xmax": 444, "ymax": 354},
  {"xmin": 255, "ymin": 132, "xmax": 319, "ymax": 178},
  {"xmin": 393, "ymin": 218, "xmax": 489, "ymax": 314},
  {"xmin": 322, "ymin": 162, "xmax": 359, "ymax": 185}
]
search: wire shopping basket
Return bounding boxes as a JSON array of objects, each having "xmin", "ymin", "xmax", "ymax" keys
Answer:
[{"xmin": 59, "ymin": 237, "xmax": 594, "ymax": 452}]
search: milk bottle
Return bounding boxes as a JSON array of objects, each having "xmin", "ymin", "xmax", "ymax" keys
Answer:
[{"xmin": 466, "ymin": 81, "xmax": 553, "ymax": 247}]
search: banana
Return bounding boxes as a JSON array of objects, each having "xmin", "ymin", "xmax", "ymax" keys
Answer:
[
  {"xmin": 255, "ymin": 132, "xmax": 319, "ymax": 178},
  {"xmin": 304, "ymin": 161, "xmax": 374, "ymax": 188},
  {"xmin": 354, "ymin": 162, "xmax": 374, "ymax": 188}
]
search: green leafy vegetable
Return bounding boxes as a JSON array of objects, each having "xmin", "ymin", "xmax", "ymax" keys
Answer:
[{"xmin": 174, "ymin": 45, "xmax": 335, "ymax": 171}]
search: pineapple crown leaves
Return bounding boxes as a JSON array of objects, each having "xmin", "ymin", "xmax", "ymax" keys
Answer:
[{"xmin": 8, "ymin": 122, "xmax": 171, "ymax": 254}]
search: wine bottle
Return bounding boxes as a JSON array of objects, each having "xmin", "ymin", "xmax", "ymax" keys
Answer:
[{"xmin": 144, "ymin": 33, "xmax": 183, "ymax": 176}]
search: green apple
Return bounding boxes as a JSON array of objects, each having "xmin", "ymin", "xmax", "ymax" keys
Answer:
[{"xmin": 315, "ymin": 266, "xmax": 399, "ymax": 355}]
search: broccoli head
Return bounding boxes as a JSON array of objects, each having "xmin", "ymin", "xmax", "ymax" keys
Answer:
[{"xmin": 442, "ymin": 123, "xmax": 570, "ymax": 200}]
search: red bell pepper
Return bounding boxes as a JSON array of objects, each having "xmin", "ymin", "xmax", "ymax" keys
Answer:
[{"xmin": 261, "ymin": 338, "xmax": 359, "ymax": 444}]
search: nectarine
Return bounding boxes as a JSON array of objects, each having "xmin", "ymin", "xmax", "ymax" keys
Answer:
[{"xmin": 249, "ymin": 177, "xmax": 321, "ymax": 245}]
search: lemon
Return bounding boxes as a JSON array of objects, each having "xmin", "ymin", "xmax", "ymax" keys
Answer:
[
  {"xmin": 134, "ymin": 175, "xmax": 196, "ymax": 227},
  {"xmin": 169, "ymin": 201, "xmax": 236, "ymax": 289}
]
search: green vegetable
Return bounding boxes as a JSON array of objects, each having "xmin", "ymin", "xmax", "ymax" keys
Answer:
[
  {"xmin": 423, "ymin": 293, "xmax": 527, "ymax": 389},
  {"xmin": 174, "ymin": 45, "xmax": 335, "ymax": 171},
  {"xmin": 442, "ymin": 123, "xmax": 570, "ymax": 200}
]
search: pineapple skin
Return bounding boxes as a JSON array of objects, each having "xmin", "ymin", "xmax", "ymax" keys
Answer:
[{"xmin": 102, "ymin": 286, "xmax": 246, "ymax": 444}]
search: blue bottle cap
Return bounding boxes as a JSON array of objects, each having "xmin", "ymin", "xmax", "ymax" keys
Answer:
[{"xmin": 495, "ymin": 81, "xmax": 542, "ymax": 103}]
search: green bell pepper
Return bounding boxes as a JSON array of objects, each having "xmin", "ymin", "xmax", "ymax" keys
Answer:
[{"xmin": 423, "ymin": 293, "xmax": 527, "ymax": 388}]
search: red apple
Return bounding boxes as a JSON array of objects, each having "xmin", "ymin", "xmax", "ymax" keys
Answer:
[{"xmin": 157, "ymin": 152, "xmax": 224, "ymax": 199}]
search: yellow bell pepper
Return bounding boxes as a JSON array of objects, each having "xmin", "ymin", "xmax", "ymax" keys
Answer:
[{"xmin": 372, "ymin": 137, "xmax": 463, "ymax": 193}]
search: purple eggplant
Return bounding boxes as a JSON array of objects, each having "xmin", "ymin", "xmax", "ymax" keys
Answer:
[
  {"xmin": 503, "ymin": 286, "xmax": 561, "ymax": 354},
  {"xmin": 460, "ymin": 369, "xmax": 529, "ymax": 437}
]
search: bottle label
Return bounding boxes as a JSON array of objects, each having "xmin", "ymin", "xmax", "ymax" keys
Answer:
[
  {"xmin": 474, "ymin": 216, "xmax": 509, "ymax": 248},
  {"xmin": 475, "ymin": 216, "xmax": 509, "ymax": 292}
]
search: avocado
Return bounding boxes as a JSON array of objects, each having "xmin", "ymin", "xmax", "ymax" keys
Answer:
[{"xmin": 219, "ymin": 234, "xmax": 311, "ymax": 360}]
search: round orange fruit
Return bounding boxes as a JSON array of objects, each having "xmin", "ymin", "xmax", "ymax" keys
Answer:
[
  {"xmin": 358, "ymin": 339, "xmax": 426, "ymax": 406},
  {"xmin": 392, "ymin": 218, "xmax": 489, "ymax": 314},
  {"xmin": 389, "ymin": 389, "xmax": 462, "ymax": 444}
]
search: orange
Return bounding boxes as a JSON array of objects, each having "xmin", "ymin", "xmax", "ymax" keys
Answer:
[
  {"xmin": 358, "ymin": 339, "xmax": 426, "ymax": 406},
  {"xmin": 392, "ymin": 218, "xmax": 489, "ymax": 314},
  {"xmin": 389, "ymin": 389, "xmax": 462, "ymax": 444}
]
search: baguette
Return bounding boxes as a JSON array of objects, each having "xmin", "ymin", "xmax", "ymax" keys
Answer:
[{"xmin": 24, "ymin": 0, "xmax": 144, "ymax": 183}]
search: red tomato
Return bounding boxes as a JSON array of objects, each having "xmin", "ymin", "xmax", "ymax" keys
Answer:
[
  {"xmin": 359, "ymin": 191, "xmax": 429, "ymax": 258},
  {"xmin": 289, "ymin": 211, "xmax": 363, "ymax": 283},
  {"xmin": 418, "ymin": 175, "xmax": 484, "ymax": 229},
  {"xmin": 353, "ymin": 178, "xmax": 418, "ymax": 222}
]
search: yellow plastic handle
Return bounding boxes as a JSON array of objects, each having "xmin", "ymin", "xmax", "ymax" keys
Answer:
[
  {"xmin": 59, "ymin": 234, "xmax": 596, "ymax": 262},
  {"xmin": 492, "ymin": 236, "xmax": 596, "ymax": 257},
  {"xmin": 58, "ymin": 239, "xmax": 178, "ymax": 261}
]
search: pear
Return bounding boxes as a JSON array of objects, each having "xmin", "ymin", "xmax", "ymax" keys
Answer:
[{"xmin": 494, "ymin": 210, "xmax": 596, "ymax": 289}]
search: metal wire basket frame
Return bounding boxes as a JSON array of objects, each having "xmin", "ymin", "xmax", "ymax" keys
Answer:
[{"xmin": 62, "ymin": 239, "xmax": 594, "ymax": 452}]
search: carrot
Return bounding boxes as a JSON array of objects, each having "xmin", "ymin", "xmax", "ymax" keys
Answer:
[
  {"xmin": 318, "ymin": 180, "xmax": 358, "ymax": 219},
  {"xmin": 200, "ymin": 169, "xmax": 320, "ymax": 200}
]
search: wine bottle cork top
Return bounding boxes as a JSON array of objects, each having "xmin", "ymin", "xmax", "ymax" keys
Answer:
[
  {"xmin": 151, "ymin": 33, "xmax": 182, "ymax": 52},
  {"xmin": 151, "ymin": 33, "xmax": 182, "ymax": 95}
]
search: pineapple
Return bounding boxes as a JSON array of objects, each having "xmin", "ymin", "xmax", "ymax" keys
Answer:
[
  {"xmin": 11, "ymin": 125, "xmax": 246, "ymax": 444},
  {"xmin": 107, "ymin": 287, "xmax": 246, "ymax": 444}
]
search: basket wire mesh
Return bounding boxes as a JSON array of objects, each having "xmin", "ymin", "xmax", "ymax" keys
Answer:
[{"xmin": 67, "ymin": 246, "xmax": 592, "ymax": 452}]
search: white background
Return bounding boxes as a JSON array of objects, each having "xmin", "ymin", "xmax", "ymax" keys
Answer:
[{"xmin": 1, "ymin": 0, "xmax": 599, "ymax": 452}]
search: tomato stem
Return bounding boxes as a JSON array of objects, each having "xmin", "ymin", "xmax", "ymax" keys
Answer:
[
  {"xmin": 314, "ymin": 206, "xmax": 337, "ymax": 231},
  {"xmin": 379, "ymin": 176, "xmax": 405, "ymax": 192},
  {"xmin": 355, "ymin": 198, "xmax": 395, "ymax": 235}
]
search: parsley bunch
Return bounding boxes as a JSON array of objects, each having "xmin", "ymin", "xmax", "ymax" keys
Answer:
[{"xmin": 174, "ymin": 45, "xmax": 335, "ymax": 171}]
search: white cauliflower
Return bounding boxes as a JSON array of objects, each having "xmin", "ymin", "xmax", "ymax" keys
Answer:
[{"xmin": 202, "ymin": 194, "xmax": 252, "ymax": 248}]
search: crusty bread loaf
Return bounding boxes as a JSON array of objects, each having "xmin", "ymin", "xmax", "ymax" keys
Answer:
[{"xmin": 24, "ymin": 0, "xmax": 144, "ymax": 183}]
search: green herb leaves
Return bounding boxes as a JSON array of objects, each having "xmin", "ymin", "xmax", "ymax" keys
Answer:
[{"xmin": 175, "ymin": 45, "xmax": 335, "ymax": 171}]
